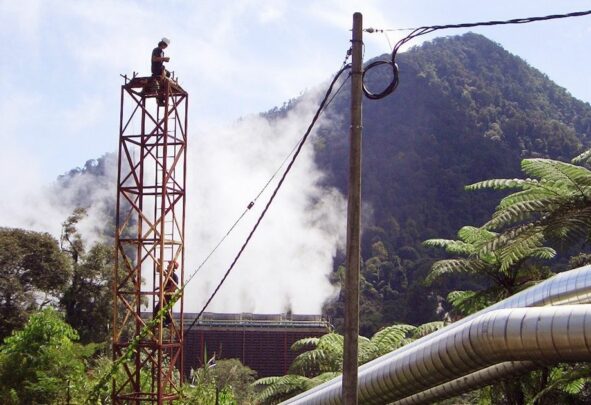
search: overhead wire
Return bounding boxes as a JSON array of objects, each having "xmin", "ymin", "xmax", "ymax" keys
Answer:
[{"xmin": 363, "ymin": 9, "xmax": 591, "ymax": 100}]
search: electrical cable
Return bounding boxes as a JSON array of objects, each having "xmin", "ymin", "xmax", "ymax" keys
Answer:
[
  {"xmin": 184, "ymin": 63, "xmax": 351, "ymax": 335},
  {"xmin": 363, "ymin": 9, "xmax": 591, "ymax": 100}
]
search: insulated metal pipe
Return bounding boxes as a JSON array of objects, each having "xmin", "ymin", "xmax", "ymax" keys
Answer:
[
  {"xmin": 391, "ymin": 361, "xmax": 539, "ymax": 404},
  {"xmin": 286, "ymin": 305, "xmax": 591, "ymax": 404},
  {"xmin": 283, "ymin": 265, "xmax": 591, "ymax": 404}
]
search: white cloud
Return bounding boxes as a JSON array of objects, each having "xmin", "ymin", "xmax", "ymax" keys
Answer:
[{"xmin": 183, "ymin": 92, "xmax": 346, "ymax": 313}]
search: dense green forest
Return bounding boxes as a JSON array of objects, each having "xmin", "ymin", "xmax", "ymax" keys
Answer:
[
  {"xmin": 2, "ymin": 33, "xmax": 591, "ymax": 403},
  {"xmin": 313, "ymin": 33, "xmax": 591, "ymax": 335}
]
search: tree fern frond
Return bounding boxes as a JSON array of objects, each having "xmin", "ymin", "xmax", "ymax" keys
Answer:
[
  {"xmin": 317, "ymin": 333, "xmax": 344, "ymax": 349},
  {"xmin": 485, "ymin": 199, "xmax": 555, "ymax": 230},
  {"xmin": 411, "ymin": 321, "xmax": 446, "ymax": 339},
  {"xmin": 572, "ymin": 149, "xmax": 591, "ymax": 165},
  {"xmin": 498, "ymin": 230, "xmax": 546, "ymax": 273},
  {"xmin": 522, "ymin": 159, "xmax": 591, "ymax": 191},
  {"xmin": 370, "ymin": 324, "xmax": 415, "ymax": 353},
  {"xmin": 290, "ymin": 337, "xmax": 319, "ymax": 352},
  {"xmin": 254, "ymin": 374, "xmax": 311, "ymax": 403},
  {"xmin": 426, "ymin": 259, "xmax": 487, "ymax": 284},
  {"xmin": 311, "ymin": 372, "xmax": 341, "ymax": 385},
  {"xmin": 498, "ymin": 189, "xmax": 563, "ymax": 209},
  {"xmin": 528, "ymin": 247, "xmax": 557, "ymax": 260},
  {"xmin": 289, "ymin": 333, "xmax": 344, "ymax": 375},
  {"xmin": 397, "ymin": 337, "xmax": 415, "ymax": 347},
  {"xmin": 457, "ymin": 226, "xmax": 497, "ymax": 245},
  {"xmin": 530, "ymin": 366, "xmax": 591, "ymax": 403},
  {"xmin": 423, "ymin": 239, "xmax": 475, "ymax": 255},
  {"xmin": 465, "ymin": 178, "xmax": 536, "ymax": 191},
  {"xmin": 288, "ymin": 350, "xmax": 332, "ymax": 375},
  {"xmin": 563, "ymin": 377, "xmax": 587, "ymax": 395},
  {"xmin": 545, "ymin": 206, "xmax": 591, "ymax": 242},
  {"xmin": 447, "ymin": 290, "xmax": 491, "ymax": 315}
]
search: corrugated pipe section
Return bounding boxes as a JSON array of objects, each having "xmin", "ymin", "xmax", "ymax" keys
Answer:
[
  {"xmin": 282, "ymin": 265, "xmax": 591, "ymax": 404},
  {"xmin": 392, "ymin": 361, "xmax": 539, "ymax": 404}
]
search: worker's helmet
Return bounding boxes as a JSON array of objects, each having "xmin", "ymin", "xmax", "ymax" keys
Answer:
[{"xmin": 161, "ymin": 37, "xmax": 171, "ymax": 46}]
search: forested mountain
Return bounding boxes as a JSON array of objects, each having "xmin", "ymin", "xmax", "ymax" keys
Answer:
[{"xmin": 308, "ymin": 33, "xmax": 591, "ymax": 334}]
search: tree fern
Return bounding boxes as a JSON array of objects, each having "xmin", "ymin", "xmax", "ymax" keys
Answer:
[
  {"xmin": 447, "ymin": 290, "xmax": 491, "ymax": 315},
  {"xmin": 290, "ymin": 337, "xmax": 319, "ymax": 352},
  {"xmin": 529, "ymin": 365, "xmax": 591, "ymax": 404},
  {"xmin": 485, "ymin": 199, "xmax": 554, "ymax": 230},
  {"xmin": 498, "ymin": 229, "xmax": 547, "ymax": 273},
  {"xmin": 426, "ymin": 259, "xmax": 488, "ymax": 284},
  {"xmin": 457, "ymin": 226, "xmax": 496, "ymax": 245},
  {"xmin": 288, "ymin": 333, "xmax": 343, "ymax": 376},
  {"xmin": 368, "ymin": 324, "xmax": 416, "ymax": 357},
  {"xmin": 521, "ymin": 159, "xmax": 591, "ymax": 193},
  {"xmin": 465, "ymin": 178, "xmax": 538, "ymax": 191},
  {"xmin": 498, "ymin": 188, "xmax": 560, "ymax": 209},
  {"xmin": 423, "ymin": 239, "xmax": 476, "ymax": 255},
  {"xmin": 411, "ymin": 321, "xmax": 446, "ymax": 339},
  {"xmin": 572, "ymin": 148, "xmax": 591, "ymax": 165},
  {"xmin": 254, "ymin": 375, "xmax": 312, "ymax": 404}
]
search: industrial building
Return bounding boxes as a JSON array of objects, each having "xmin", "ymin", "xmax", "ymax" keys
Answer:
[{"xmin": 182, "ymin": 313, "xmax": 330, "ymax": 378}]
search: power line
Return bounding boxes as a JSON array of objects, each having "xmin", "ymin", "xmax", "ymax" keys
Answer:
[
  {"xmin": 363, "ymin": 9, "xmax": 591, "ymax": 100},
  {"xmin": 185, "ymin": 63, "xmax": 351, "ymax": 335}
]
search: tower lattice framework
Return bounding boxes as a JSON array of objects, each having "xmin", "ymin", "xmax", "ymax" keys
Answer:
[{"xmin": 113, "ymin": 74, "xmax": 188, "ymax": 403}]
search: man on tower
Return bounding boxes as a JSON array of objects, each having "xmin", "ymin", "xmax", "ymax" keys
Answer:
[
  {"xmin": 152, "ymin": 37, "xmax": 171, "ymax": 78},
  {"xmin": 151, "ymin": 37, "xmax": 171, "ymax": 106}
]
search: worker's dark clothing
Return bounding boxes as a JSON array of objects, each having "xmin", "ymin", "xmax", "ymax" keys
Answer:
[
  {"xmin": 154, "ymin": 271, "xmax": 178, "ymax": 326},
  {"xmin": 151, "ymin": 46, "xmax": 171, "ymax": 78}
]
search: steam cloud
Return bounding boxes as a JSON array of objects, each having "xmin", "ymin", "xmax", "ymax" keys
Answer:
[{"xmin": 0, "ymin": 90, "xmax": 347, "ymax": 315}]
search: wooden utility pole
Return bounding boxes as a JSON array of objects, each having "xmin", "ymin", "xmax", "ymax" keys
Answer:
[{"xmin": 343, "ymin": 11, "xmax": 363, "ymax": 405}]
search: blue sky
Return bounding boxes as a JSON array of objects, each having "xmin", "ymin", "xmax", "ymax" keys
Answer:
[{"xmin": 1, "ymin": 0, "xmax": 590, "ymax": 182}]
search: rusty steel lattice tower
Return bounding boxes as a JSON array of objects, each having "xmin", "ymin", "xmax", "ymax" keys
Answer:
[{"xmin": 113, "ymin": 74, "xmax": 188, "ymax": 403}]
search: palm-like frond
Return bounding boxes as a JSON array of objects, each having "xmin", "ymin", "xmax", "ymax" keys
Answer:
[
  {"xmin": 422, "ymin": 239, "xmax": 475, "ymax": 255},
  {"xmin": 465, "ymin": 178, "xmax": 538, "ymax": 191},
  {"xmin": 478, "ymin": 223, "xmax": 537, "ymax": 255},
  {"xmin": 310, "ymin": 372, "xmax": 341, "ymax": 385},
  {"xmin": 457, "ymin": 226, "xmax": 497, "ymax": 245},
  {"xmin": 369, "ymin": 324, "xmax": 415, "ymax": 357},
  {"xmin": 572, "ymin": 149, "xmax": 591, "ymax": 165},
  {"xmin": 447, "ymin": 290, "xmax": 494, "ymax": 315},
  {"xmin": 521, "ymin": 159, "xmax": 591, "ymax": 192},
  {"xmin": 411, "ymin": 321, "xmax": 446, "ymax": 339},
  {"xmin": 497, "ymin": 227, "xmax": 546, "ymax": 273},
  {"xmin": 498, "ymin": 188, "xmax": 562, "ymax": 209},
  {"xmin": 530, "ymin": 365, "xmax": 591, "ymax": 403},
  {"xmin": 288, "ymin": 333, "xmax": 343, "ymax": 375},
  {"xmin": 527, "ymin": 247, "xmax": 557, "ymax": 260},
  {"xmin": 290, "ymin": 337, "xmax": 319, "ymax": 352},
  {"xmin": 425, "ymin": 259, "xmax": 488, "ymax": 284},
  {"xmin": 545, "ymin": 205, "xmax": 591, "ymax": 242},
  {"xmin": 485, "ymin": 199, "xmax": 556, "ymax": 230},
  {"xmin": 254, "ymin": 375, "xmax": 313, "ymax": 404}
]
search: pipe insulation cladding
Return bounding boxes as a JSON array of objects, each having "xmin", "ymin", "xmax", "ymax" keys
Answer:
[
  {"xmin": 391, "ymin": 361, "xmax": 539, "ymax": 404},
  {"xmin": 282, "ymin": 265, "xmax": 591, "ymax": 405}
]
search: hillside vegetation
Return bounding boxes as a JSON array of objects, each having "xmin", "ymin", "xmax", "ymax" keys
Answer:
[{"xmin": 312, "ymin": 33, "xmax": 591, "ymax": 333}]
